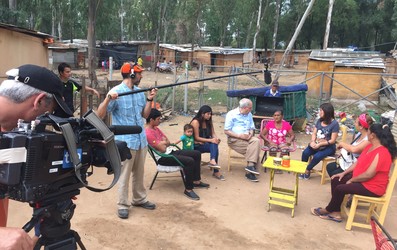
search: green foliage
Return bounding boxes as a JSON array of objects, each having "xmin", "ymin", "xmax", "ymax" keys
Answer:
[{"xmin": 1, "ymin": 0, "xmax": 395, "ymax": 51}]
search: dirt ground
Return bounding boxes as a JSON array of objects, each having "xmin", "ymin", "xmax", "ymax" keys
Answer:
[
  {"xmin": 6, "ymin": 66, "xmax": 397, "ymax": 249},
  {"xmin": 7, "ymin": 114, "xmax": 397, "ymax": 250}
]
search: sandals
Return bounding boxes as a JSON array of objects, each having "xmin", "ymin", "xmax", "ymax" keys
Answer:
[
  {"xmin": 310, "ymin": 207, "xmax": 329, "ymax": 217},
  {"xmin": 319, "ymin": 214, "xmax": 343, "ymax": 223},
  {"xmin": 208, "ymin": 163, "xmax": 221, "ymax": 169},
  {"xmin": 213, "ymin": 173, "xmax": 226, "ymax": 181}
]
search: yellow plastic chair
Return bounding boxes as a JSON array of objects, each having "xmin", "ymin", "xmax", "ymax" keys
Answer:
[
  {"xmin": 343, "ymin": 161, "xmax": 397, "ymax": 231},
  {"xmin": 311, "ymin": 124, "xmax": 348, "ymax": 185},
  {"xmin": 227, "ymin": 146, "xmax": 246, "ymax": 171}
]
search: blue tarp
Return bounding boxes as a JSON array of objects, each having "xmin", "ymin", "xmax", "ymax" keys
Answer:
[{"xmin": 226, "ymin": 83, "xmax": 308, "ymax": 97}]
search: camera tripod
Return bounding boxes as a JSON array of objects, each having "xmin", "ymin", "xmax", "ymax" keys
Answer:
[{"xmin": 23, "ymin": 190, "xmax": 86, "ymax": 250}]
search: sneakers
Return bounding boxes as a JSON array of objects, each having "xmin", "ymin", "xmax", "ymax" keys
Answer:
[
  {"xmin": 299, "ymin": 173, "xmax": 310, "ymax": 180},
  {"xmin": 213, "ymin": 173, "xmax": 226, "ymax": 181},
  {"xmin": 184, "ymin": 190, "xmax": 200, "ymax": 200},
  {"xmin": 132, "ymin": 201, "xmax": 156, "ymax": 210},
  {"xmin": 245, "ymin": 173, "xmax": 259, "ymax": 182},
  {"xmin": 193, "ymin": 181, "xmax": 210, "ymax": 188},
  {"xmin": 118, "ymin": 209, "xmax": 129, "ymax": 219},
  {"xmin": 245, "ymin": 166, "xmax": 260, "ymax": 175}
]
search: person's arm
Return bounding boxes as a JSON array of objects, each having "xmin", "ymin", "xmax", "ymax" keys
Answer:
[
  {"xmin": 0, "ymin": 227, "xmax": 33, "ymax": 250},
  {"xmin": 173, "ymin": 135, "xmax": 184, "ymax": 145},
  {"xmin": 347, "ymin": 154, "xmax": 379, "ymax": 184},
  {"xmin": 210, "ymin": 122, "xmax": 221, "ymax": 143},
  {"xmin": 85, "ymin": 86, "xmax": 100, "ymax": 98},
  {"xmin": 338, "ymin": 140, "xmax": 370, "ymax": 154},
  {"xmin": 224, "ymin": 129, "xmax": 252, "ymax": 141},
  {"xmin": 142, "ymin": 88, "xmax": 158, "ymax": 119},
  {"xmin": 331, "ymin": 161, "xmax": 358, "ymax": 181},
  {"xmin": 286, "ymin": 128, "xmax": 295, "ymax": 144},
  {"xmin": 308, "ymin": 127, "xmax": 318, "ymax": 148},
  {"xmin": 260, "ymin": 127, "xmax": 271, "ymax": 143},
  {"xmin": 146, "ymin": 128, "xmax": 169, "ymax": 153},
  {"xmin": 316, "ymin": 131, "xmax": 338, "ymax": 149},
  {"xmin": 95, "ymin": 91, "xmax": 118, "ymax": 119}
]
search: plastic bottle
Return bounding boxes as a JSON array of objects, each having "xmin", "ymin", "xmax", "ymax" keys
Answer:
[{"xmin": 282, "ymin": 156, "xmax": 290, "ymax": 168}]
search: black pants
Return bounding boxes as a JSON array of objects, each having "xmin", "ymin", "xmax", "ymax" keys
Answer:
[
  {"xmin": 326, "ymin": 162, "xmax": 343, "ymax": 177},
  {"xmin": 158, "ymin": 150, "xmax": 201, "ymax": 190},
  {"xmin": 325, "ymin": 173, "xmax": 380, "ymax": 213}
]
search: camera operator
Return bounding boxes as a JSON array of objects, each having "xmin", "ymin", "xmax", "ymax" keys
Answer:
[
  {"xmin": 0, "ymin": 227, "xmax": 33, "ymax": 250},
  {"xmin": 0, "ymin": 64, "xmax": 73, "ymax": 248},
  {"xmin": 96, "ymin": 62, "xmax": 157, "ymax": 219}
]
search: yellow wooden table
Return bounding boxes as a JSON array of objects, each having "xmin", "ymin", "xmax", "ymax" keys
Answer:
[{"xmin": 262, "ymin": 157, "xmax": 307, "ymax": 217}]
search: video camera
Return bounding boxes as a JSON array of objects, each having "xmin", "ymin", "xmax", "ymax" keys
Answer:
[{"xmin": 0, "ymin": 110, "xmax": 138, "ymax": 204}]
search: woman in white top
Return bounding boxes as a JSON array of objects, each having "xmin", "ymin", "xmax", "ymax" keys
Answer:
[{"xmin": 326, "ymin": 113, "xmax": 373, "ymax": 177}]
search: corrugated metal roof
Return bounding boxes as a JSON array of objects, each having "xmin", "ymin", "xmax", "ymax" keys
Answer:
[
  {"xmin": 160, "ymin": 44, "xmax": 191, "ymax": 52},
  {"xmin": 0, "ymin": 22, "xmax": 52, "ymax": 39},
  {"xmin": 310, "ymin": 49, "xmax": 384, "ymax": 59},
  {"xmin": 310, "ymin": 49, "xmax": 385, "ymax": 69},
  {"xmin": 334, "ymin": 58, "xmax": 385, "ymax": 69}
]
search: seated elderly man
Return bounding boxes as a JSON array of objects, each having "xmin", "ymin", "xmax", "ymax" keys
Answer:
[{"xmin": 224, "ymin": 98, "xmax": 261, "ymax": 182}]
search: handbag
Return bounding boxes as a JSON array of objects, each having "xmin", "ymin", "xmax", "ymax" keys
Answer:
[
  {"xmin": 338, "ymin": 148, "xmax": 356, "ymax": 171},
  {"xmin": 337, "ymin": 133, "xmax": 362, "ymax": 171}
]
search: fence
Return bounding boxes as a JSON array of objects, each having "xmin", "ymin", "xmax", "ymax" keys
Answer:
[{"xmin": 75, "ymin": 65, "xmax": 397, "ymax": 128}]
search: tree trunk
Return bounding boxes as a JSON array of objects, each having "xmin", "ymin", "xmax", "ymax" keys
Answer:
[
  {"xmin": 120, "ymin": 0, "xmax": 125, "ymax": 41},
  {"xmin": 323, "ymin": 0, "xmax": 335, "ymax": 50},
  {"xmin": 244, "ymin": 12, "xmax": 255, "ymax": 48},
  {"xmin": 252, "ymin": 0, "xmax": 263, "ymax": 63},
  {"xmin": 275, "ymin": 0, "xmax": 316, "ymax": 80},
  {"xmin": 271, "ymin": 0, "xmax": 281, "ymax": 66},
  {"xmin": 51, "ymin": 5, "xmax": 56, "ymax": 37},
  {"xmin": 8, "ymin": 0, "xmax": 16, "ymax": 10},
  {"xmin": 88, "ymin": 0, "xmax": 98, "ymax": 88},
  {"xmin": 58, "ymin": 12, "xmax": 63, "ymax": 41},
  {"xmin": 153, "ymin": 2, "xmax": 165, "ymax": 70}
]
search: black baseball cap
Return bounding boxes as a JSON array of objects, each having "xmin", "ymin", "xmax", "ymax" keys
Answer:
[{"xmin": 6, "ymin": 64, "xmax": 73, "ymax": 116}]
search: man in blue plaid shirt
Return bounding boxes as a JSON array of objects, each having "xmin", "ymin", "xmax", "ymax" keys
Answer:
[{"xmin": 97, "ymin": 62, "xmax": 157, "ymax": 219}]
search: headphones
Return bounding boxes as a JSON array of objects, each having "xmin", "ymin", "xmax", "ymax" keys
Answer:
[{"xmin": 129, "ymin": 63, "xmax": 136, "ymax": 78}]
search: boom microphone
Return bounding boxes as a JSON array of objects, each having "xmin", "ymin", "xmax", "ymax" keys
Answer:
[
  {"xmin": 109, "ymin": 125, "xmax": 142, "ymax": 135},
  {"xmin": 82, "ymin": 125, "xmax": 142, "ymax": 136}
]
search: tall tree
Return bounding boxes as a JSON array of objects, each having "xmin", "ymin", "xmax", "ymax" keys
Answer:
[
  {"xmin": 252, "ymin": 0, "xmax": 264, "ymax": 63},
  {"xmin": 276, "ymin": 0, "xmax": 316, "ymax": 79},
  {"xmin": 271, "ymin": 0, "xmax": 282, "ymax": 65},
  {"xmin": 88, "ymin": 0, "xmax": 98, "ymax": 87},
  {"xmin": 323, "ymin": 0, "xmax": 335, "ymax": 49}
]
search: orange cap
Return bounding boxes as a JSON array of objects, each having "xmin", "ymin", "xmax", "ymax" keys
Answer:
[{"xmin": 121, "ymin": 62, "xmax": 144, "ymax": 74}]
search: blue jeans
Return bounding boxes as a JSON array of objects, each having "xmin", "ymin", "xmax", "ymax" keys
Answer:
[
  {"xmin": 194, "ymin": 142, "xmax": 219, "ymax": 173},
  {"xmin": 301, "ymin": 145, "xmax": 335, "ymax": 171}
]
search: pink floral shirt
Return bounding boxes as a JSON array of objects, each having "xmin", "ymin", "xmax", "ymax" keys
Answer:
[{"xmin": 265, "ymin": 120, "xmax": 292, "ymax": 145}]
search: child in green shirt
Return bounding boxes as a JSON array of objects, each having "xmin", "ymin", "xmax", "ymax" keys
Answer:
[{"xmin": 175, "ymin": 124, "xmax": 194, "ymax": 150}]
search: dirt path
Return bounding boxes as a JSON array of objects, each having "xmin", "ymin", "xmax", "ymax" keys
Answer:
[{"xmin": 7, "ymin": 114, "xmax": 397, "ymax": 249}]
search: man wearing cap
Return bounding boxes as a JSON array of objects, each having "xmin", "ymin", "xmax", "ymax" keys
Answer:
[
  {"xmin": 0, "ymin": 64, "xmax": 73, "ymax": 249},
  {"xmin": 57, "ymin": 62, "xmax": 100, "ymax": 115},
  {"xmin": 96, "ymin": 62, "xmax": 157, "ymax": 219},
  {"xmin": 264, "ymin": 80, "xmax": 281, "ymax": 97}
]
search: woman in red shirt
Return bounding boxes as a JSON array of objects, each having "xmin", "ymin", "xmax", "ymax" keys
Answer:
[{"xmin": 311, "ymin": 123, "xmax": 397, "ymax": 223}]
